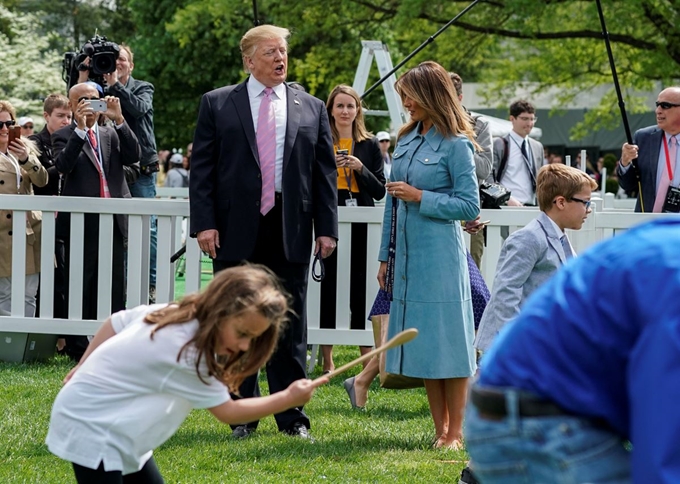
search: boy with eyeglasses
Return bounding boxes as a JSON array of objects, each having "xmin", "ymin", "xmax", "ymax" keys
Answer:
[
  {"xmin": 618, "ymin": 86, "xmax": 680, "ymax": 213},
  {"xmin": 474, "ymin": 163, "xmax": 598, "ymax": 354},
  {"xmin": 491, "ymin": 99, "xmax": 544, "ymax": 206}
]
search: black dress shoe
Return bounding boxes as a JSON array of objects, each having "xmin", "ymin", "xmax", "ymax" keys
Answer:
[
  {"xmin": 232, "ymin": 425, "xmax": 255, "ymax": 439},
  {"xmin": 283, "ymin": 422, "xmax": 314, "ymax": 442}
]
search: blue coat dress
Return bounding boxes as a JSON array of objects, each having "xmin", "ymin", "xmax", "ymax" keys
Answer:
[{"xmin": 379, "ymin": 125, "xmax": 480, "ymax": 379}]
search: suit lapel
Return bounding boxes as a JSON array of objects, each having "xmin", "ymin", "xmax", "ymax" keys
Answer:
[
  {"xmin": 83, "ymin": 129, "xmax": 100, "ymax": 172},
  {"xmin": 283, "ymin": 86, "xmax": 300, "ymax": 173},
  {"xmin": 647, "ymin": 128, "xmax": 663, "ymax": 188},
  {"xmin": 537, "ymin": 212, "xmax": 566, "ymax": 264},
  {"xmin": 231, "ymin": 81, "xmax": 260, "ymax": 166},
  {"xmin": 99, "ymin": 127, "xmax": 111, "ymax": 175}
]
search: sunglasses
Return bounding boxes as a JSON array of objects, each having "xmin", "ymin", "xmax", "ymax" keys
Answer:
[
  {"xmin": 655, "ymin": 101, "xmax": 680, "ymax": 110},
  {"xmin": 0, "ymin": 120, "xmax": 16, "ymax": 128},
  {"xmin": 379, "ymin": 140, "xmax": 390, "ymax": 143},
  {"xmin": 22, "ymin": 124, "xmax": 34, "ymax": 129}
]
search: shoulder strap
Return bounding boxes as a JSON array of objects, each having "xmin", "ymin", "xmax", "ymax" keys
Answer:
[{"xmin": 494, "ymin": 136, "xmax": 510, "ymax": 183}]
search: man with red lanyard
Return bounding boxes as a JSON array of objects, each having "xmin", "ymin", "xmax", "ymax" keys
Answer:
[
  {"xmin": 52, "ymin": 82, "xmax": 140, "ymax": 360},
  {"xmin": 619, "ymin": 86, "xmax": 680, "ymax": 213}
]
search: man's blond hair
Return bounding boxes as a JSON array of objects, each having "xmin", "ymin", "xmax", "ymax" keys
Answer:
[
  {"xmin": 240, "ymin": 25, "xmax": 290, "ymax": 72},
  {"xmin": 536, "ymin": 164, "xmax": 598, "ymax": 212}
]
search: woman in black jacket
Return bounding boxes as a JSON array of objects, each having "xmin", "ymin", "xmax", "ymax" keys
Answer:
[{"xmin": 320, "ymin": 85, "xmax": 386, "ymax": 373}]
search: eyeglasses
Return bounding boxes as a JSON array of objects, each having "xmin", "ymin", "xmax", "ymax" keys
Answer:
[
  {"xmin": 517, "ymin": 116, "xmax": 537, "ymax": 122},
  {"xmin": 22, "ymin": 124, "xmax": 33, "ymax": 129},
  {"xmin": 0, "ymin": 120, "xmax": 16, "ymax": 128},
  {"xmin": 570, "ymin": 197, "xmax": 592, "ymax": 209},
  {"xmin": 379, "ymin": 140, "xmax": 390, "ymax": 143},
  {"xmin": 655, "ymin": 101, "xmax": 680, "ymax": 110}
]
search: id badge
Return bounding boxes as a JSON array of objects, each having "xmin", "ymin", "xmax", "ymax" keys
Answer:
[{"xmin": 345, "ymin": 198, "xmax": 358, "ymax": 207}]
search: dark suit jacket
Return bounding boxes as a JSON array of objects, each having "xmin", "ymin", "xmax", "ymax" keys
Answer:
[
  {"xmin": 617, "ymin": 125, "xmax": 662, "ymax": 212},
  {"xmin": 52, "ymin": 122, "xmax": 140, "ymax": 239},
  {"xmin": 189, "ymin": 79, "xmax": 338, "ymax": 264},
  {"xmin": 350, "ymin": 137, "xmax": 386, "ymax": 206},
  {"xmin": 29, "ymin": 127, "xmax": 60, "ymax": 196}
]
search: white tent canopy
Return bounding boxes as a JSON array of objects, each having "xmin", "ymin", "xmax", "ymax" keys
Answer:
[{"xmin": 472, "ymin": 111, "xmax": 542, "ymax": 140}]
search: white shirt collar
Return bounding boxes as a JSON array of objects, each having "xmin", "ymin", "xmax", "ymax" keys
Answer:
[
  {"xmin": 247, "ymin": 76, "xmax": 285, "ymax": 100},
  {"xmin": 509, "ymin": 130, "xmax": 527, "ymax": 144}
]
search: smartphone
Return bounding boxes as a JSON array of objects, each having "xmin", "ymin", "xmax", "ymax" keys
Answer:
[
  {"xmin": 87, "ymin": 100, "xmax": 108, "ymax": 112},
  {"xmin": 479, "ymin": 220, "xmax": 491, "ymax": 226},
  {"xmin": 8, "ymin": 125, "xmax": 22, "ymax": 145},
  {"xmin": 336, "ymin": 149, "xmax": 349, "ymax": 156}
]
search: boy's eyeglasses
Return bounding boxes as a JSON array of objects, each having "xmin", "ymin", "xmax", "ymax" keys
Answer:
[
  {"xmin": 570, "ymin": 197, "xmax": 592, "ymax": 209},
  {"xmin": 0, "ymin": 120, "xmax": 16, "ymax": 128},
  {"xmin": 655, "ymin": 101, "xmax": 680, "ymax": 110}
]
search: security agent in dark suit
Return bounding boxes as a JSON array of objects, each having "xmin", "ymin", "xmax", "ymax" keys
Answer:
[
  {"xmin": 52, "ymin": 82, "xmax": 140, "ymax": 359},
  {"xmin": 190, "ymin": 24, "xmax": 338, "ymax": 440},
  {"xmin": 618, "ymin": 87, "xmax": 680, "ymax": 213}
]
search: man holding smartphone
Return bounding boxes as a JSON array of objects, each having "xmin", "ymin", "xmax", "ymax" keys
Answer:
[{"xmin": 52, "ymin": 82, "xmax": 140, "ymax": 360}]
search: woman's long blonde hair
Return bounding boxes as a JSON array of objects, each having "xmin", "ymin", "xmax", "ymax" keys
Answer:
[
  {"xmin": 145, "ymin": 264, "xmax": 289, "ymax": 393},
  {"xmin": 395, "ymin": 61, "xmax": 480, "ymax": 151}
]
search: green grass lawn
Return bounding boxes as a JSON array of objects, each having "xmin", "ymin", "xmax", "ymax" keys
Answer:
[{"xmin": 0, "ymin": 347, "xmax": 468, "ymax": 483}]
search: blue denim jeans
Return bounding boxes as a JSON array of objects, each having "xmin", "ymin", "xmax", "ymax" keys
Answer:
[
  {"xmin": 128, "ymin": 172, "xmax": 157, "ymax": 286},
  {"xmin": 464, "ymin": 387, "xmax": 631, "ymax": 483}
]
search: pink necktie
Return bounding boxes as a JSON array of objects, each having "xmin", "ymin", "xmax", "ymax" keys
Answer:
[
  {"xmin": 257, "ymin": 88, "xmax": 276, "ymax": 215},
  {"xmin": 653, "ymin": 135, "xmax": 676, "ymax": 213},
  {"xmin": 87, "ymin": 129, "xmax": 110, "ymax": 198}
]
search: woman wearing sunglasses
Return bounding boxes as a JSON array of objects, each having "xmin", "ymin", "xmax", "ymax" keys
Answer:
[{"xmin": 0, "ymin": 100, "xmax": 48, "ymax": 316}]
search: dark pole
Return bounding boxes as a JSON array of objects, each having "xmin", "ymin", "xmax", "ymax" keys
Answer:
[
  {"xmin": 253, "ymin": 0, "xmax": 261, "ymax": 26},
  {"xmin": 361, "ymin": 0, "xmax": 481, "ymax": 100},
  {"xmin": 595, "ymin": 0, "xmax": 632, "ymax": 142},
  {"xmin": 595, "ymin": 0, "xmax": 643, "ymax": 209}
]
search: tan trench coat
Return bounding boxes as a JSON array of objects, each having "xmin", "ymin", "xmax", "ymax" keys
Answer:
[{"xmin": 0, "ymin": 139, "xmax": 48, "ymax": 278}]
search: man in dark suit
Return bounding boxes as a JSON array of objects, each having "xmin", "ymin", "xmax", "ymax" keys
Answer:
[
  {"xmin": 190, "ymin": 24, "xmax": 338, "ymax": 440},
  {"xmin": 52, "ymin": 82, "xmax": 140, "ymax": 359},
  {"xmin": 618, "ymin": 87, "xmax": 680, "ymax": 213}
]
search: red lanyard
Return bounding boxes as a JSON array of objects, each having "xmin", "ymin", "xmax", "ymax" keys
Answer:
[{"xmin": 662, "ymin": 135, "xmax": 674, "ymax": 181}]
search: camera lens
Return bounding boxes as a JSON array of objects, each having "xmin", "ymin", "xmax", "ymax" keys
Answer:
[{"xmin": 92, "ymin": 52, "xmax": 117, "ymax": 75}]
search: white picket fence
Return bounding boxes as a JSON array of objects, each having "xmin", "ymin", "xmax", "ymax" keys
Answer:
[{"xmin": 0, "ymin": 193, "xmax": 675, "ymax": 350}]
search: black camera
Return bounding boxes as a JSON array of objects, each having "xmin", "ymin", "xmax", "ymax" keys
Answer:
[
  {"xmin": 479, "ymin": 182, "xmax": 511, "ymax": 209},
  {"xmin": 62, "ymin": 34, "xmax": 120, "ymax": 91}
]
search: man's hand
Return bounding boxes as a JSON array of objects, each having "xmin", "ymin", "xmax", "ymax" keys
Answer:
[
  {"xmin": 104, "ymin": 96, "xmax": 124, "ymax": 125},
  {"xmin": 73, "ymin": 99, "xmax": 93, "ymax": 130},
  {"xmin": 197, "ymin": 229, "xmax": 220, "ymax": 259},
  {"xmin": 506, "ymin": 197, "xmax": 524, "ymax": 207},
  {"xmin": 314, "ymin": 236, "xmax": 336, "ymax": 259},
  {"xmin": 103, "ymin": 70, "xmax": 119, "ymax": 87},
  {"xmin": 621, "ymin": 143, "xmax": 639, "ymax": 167},
  {"xmin": 77, "ymin": 57, "xmax": 90, "ymax": 83}
]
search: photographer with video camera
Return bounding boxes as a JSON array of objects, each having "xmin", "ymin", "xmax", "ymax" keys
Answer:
[{"xmin": 76, "ymin": 41, "xmax": 159, "ymax": 303}]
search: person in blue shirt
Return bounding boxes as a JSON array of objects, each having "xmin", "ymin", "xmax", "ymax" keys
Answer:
[{"xmin": 464, "ymin": 219, "xmax": 680, "ymax": 483}]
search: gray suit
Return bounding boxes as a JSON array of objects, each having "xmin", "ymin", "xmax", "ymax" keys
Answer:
[
  {"xmin": 491, "ymin": 134, "xmax": 544, "ymax": 195},
  {"xmin": 474, "ymin": 212, "xmax": 568, "ymax": 352}
]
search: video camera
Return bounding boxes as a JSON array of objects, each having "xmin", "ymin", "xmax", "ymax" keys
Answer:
[{"xmin": 62, "ymin": 34, "xmax": 120, "ymax": 92}]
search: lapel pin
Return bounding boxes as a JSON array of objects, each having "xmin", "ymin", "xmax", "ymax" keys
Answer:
[{"xmin": 294, "ymin": 99, "xmax": 300, "ymax": 105}]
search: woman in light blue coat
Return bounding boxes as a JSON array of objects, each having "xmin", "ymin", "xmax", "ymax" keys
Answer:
[{"xmin": 377, "ymin": 61, "xmax": 480, "ymax": 450}]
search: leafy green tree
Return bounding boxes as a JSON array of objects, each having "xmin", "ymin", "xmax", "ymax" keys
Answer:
[{"xmin": 0, "ymin": 5, "xmax": 64, "ymax": 121}]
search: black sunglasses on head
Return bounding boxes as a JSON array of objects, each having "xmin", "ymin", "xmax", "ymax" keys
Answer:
[
  {"xmin": 0, "ymin": 120, "xmax": 16, "ymax": 128},
  {"xmin": 656, "ymin": 101, "xmax": 680, "ymax": 110}
]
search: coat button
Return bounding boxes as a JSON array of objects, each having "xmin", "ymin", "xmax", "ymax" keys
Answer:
[
  {"xmin": 257, "ymin": 173, "xmax": 261, "ymax": 178},
  {"xmin": 0, "ymin": 180, "xmax": 4, "ymax": 185},
  {"xmin": 255, "ymin": 201, "xmax": 260, "ymax": 207},
  {"xmin": 33, "ymin": 166, "xmax": 39, "ymax": 171},
  {"xmin": 8, "ymin": 231, "xmax": 12, "ymax": 236},
  {"xmin": 6, "ymin": 214, "xmax": 10, "ymax": 219}
]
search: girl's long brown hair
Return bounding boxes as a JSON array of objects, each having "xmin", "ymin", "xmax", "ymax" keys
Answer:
[
  {"xmin": 144, "ymin": 264, "xmax": 289, "ymax": 393},
  {"xmin": 395, "ymin": 61, "xmax": 481, "ymax": 151},
  {"xmin": 326, "ymin": 84, "xmax": 372, "ymax": 145}
]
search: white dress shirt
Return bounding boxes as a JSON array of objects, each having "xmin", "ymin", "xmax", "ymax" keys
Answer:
[{"xmin": 501, "ymin": 131, "xmax": 535, "ymax": 204}]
